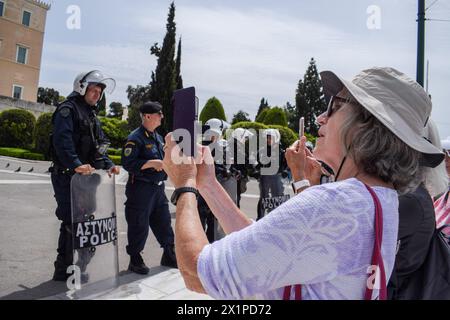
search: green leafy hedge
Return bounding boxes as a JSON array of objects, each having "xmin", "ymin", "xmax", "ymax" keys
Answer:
[
  {"xmin": 255, "ymin": 108, "xmax": 269, "ymax": 123},
  {"xmin": 0, "ymin": 109, "xmax": 36, "ymax": 149},
  {"xmin": 199, "ymin": 97, "xmax": 227, "ymax": 124},
  {"xmin": 263, "ymin": 107, "xmax": 288, "ymax": 127},
  {"xmin": 109, "ymin": 155, "xmax": 121, "ymax": 166},
  {"xmin": 107, "ymin": 148, "xmax": 122, "ymax": 156},
  {"xmin": 230, "ymin": 121, "xmax": 298, "ymax": 149},
  {"xmin": 99, "ymin": 117, "xmax": 129, "ymax": 149},
  {"xmin": 0, "ymin": 148, "xmax": 45, "ymax": 161},
  {"xmin": 34, "ymin": 112, "xmax": 53, "ymax": 159}
]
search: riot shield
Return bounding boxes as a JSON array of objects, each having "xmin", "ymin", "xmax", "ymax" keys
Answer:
[
  {"xmin": 214, "ymin": 173, "xmax": 238, "ymax": 241},
  {"xmin": 257, "ymin": 173, "xmax": 291, "ymax": 220},
  {"xmin": 70, "ymin": 171, "xmax": 118, "ymax": 299}
]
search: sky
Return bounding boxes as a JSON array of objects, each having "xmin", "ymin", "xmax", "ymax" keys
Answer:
[{"xmin": 39, "ymin": 0, "xmax": 450, "ymax": 138}]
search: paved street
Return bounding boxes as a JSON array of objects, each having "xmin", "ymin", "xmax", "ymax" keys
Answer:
[{"xmin": 0, "ymin": 156, "xmax": 292, "ymax": 300}]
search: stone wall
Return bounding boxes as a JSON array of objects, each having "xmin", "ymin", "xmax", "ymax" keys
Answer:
[{"xmin": 0, "ymin": 95, "xmax": 55, "ymax": 118}]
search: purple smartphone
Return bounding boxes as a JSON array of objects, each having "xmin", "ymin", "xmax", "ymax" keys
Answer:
[{"xmin": 172, "ymin": 87, "xmax": 198, "ymax": 157}]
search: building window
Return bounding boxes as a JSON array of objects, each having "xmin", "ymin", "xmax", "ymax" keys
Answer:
[
  {"xmin": 16, "ymin": 45, "xmax": 28, "ymax": 64},
  {"xmin": 13, "ymin": 85, "xmax": 23, "ymax": 99},
  {"xmin": 0, "ymin": 1, "xmax": 4, "ymax": 17},
  {"xmin": 22, "ymin": 10, "xmax": 31, "ymax": 27}
]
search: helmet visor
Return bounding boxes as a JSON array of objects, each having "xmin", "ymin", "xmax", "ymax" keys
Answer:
[{"xmin": 84, "ymin": 71, "xmax": 116, "ymax": 94}]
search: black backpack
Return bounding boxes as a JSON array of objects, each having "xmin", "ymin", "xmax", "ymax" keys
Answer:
[{"xmin": 398, "ymin": 225, "xmax": 450, "ymax": 299}]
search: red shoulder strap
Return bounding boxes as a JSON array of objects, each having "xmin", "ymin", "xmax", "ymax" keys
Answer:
[{"xmin": 364, "ymin": 184, "xmax": 387, "ymax": 300}]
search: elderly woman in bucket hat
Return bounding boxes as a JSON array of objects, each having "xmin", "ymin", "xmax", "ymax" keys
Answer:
[{"xmin": 162, "ymin": 67, "xmax": 444, "ymax": 300}]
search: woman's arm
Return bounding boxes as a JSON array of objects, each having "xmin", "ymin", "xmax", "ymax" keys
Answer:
[
  {"xmin": 175, "ymin": 192, "xmax": 208, "ymax": 293},
  {"xmin": 200, "ymin": 179, "xmax": 253, "ymax": 234}
]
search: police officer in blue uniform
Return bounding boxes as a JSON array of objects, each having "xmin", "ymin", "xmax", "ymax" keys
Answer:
[
  {"xmin": 122, "ymin": 102, "xmax": 177, "ymax": 274},
  {"xmin": 50, "ymin": 70, "xmax": 120, "ymax": 281}
]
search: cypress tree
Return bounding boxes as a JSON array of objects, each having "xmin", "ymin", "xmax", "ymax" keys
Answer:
[
  {"xmin": 150, "ymin": 2, "xmax": 177, "ymax": 134},
  {"xmin": 175, "ymin": 37, "xmax": 183, "ymax": 90},
  {"xmin": 199, "ymin": 97, "xmax": 227, "ymax": 123},
  {"xmin": 255, "ymin": 98, "xmax": 269, "ymax": 121},
  {"xmin": 295, "ymin": 58, "xmax": 326, "ymax": 137}
]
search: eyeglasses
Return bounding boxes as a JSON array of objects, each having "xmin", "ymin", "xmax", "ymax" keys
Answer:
[
  {"xmin": 326, "ymin": 96, "xmax": 354, "ymax": 118},
  {"xmin": 315, "ymin": 95, "xmax": 354, "ymax": 126},
  {"xmin": 445, "ymin": 149, "xmax": 450, "ymax": 157}
]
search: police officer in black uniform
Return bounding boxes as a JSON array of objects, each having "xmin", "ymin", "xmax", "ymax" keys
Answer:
[
  {"xmin": 50, "ymin": 70, "xmax": 120, "ymax": 281},
  {"xmin": 122, "ymin": 102, "xmax": 177, "ymax": 274}
]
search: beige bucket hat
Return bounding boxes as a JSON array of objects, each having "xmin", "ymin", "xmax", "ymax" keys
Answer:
[{"xmin": 320, "ymin": 67, "xmax": 445, "ymax": 168}]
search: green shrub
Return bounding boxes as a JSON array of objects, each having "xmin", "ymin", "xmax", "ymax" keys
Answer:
[
  {"xmin": 107, "ymin": 148, "xmax": 122, "ymax": 156},
  {"xmin": 0, "ymin": 148, "xmax": 45, "ymax": 161},
  {"xmin": 0, "ymin": 109, "xmax": 36, "ymax": 149},
  {"xmin": 99, "ymin": 117, "xmax": 130, "ymax": 149},
  {"xmin": 34, "ymin": 112, "xmax": 53, "ymax": 159},
  {"xmin": 255, "ymin": 108, "xmax": 269, "ymax": 123},
  {"xmin": 22, "ymin": 152, "xmax": 45, "ymax": 161},
  {"xmin": 231, "ymin": 122, "xmax": 297, "ymax": 149},
  {"xmin": 127, "ymin": 104, "xmax": 141, "ymax": 131},
  {"xmin": 109, "ymin": 155, "xmax": 121, "ymax": 166},
  {"xmin": 199, "ymin": 97, "xmax": 227, "ymax": 124},
  {"xmin": 268, "ymin": 125, "xmax": 298, "ymax": 149},
  {"xmin": 263, "ymin": 107, "xmax": 288, "ymax": 127}
]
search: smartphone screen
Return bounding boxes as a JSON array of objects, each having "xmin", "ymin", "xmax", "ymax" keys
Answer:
[
  {"xmin": 299, "ymin": 117, "xmax": 305, "ymax": 137},
  {"xmin": 172, "ymin": 87, "xmax": 197, "ymax": 157}
]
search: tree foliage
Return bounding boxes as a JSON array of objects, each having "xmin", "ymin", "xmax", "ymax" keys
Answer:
[
  {"xmin": 34, "ymin": 112, "xmax": 53, "ymax": 158},
  {"xmin": 295, "ymin": 58, "xmax": 327, "ymax": 137},
  {"xmin": 255, "ymin": 98, "xmax": 269, "ymax": 121},
  {"xmin": 231, "ymin": 110, "xmax": 251, "ymax": 125},
  {"xmin": 126, "ymin": 2, "xmax": 182, "ymax": 135},
  {"xmin": 37, "ymin": 87, "xmax": 60, "ymax": 106},
  {"xmin": 108, "ymin": 102, "xmax": 124, "ymax": 119},
  {"xmin": 262, "ymin": 107, "xmax": 288, "ymax": 127},
  {"xmin": 149, "ymin": 2, "xmax": 178, "ymax": 134},
  {"xmin": 0, "ymin": 109, "xmax": 36, "ymax": 149},
  {"xmin": 255, "ymin": 108, "xmax": 270, "ymax": 124},
  {"xmin": 199, "ymin": 97, "xmax": 227, "ymax": 124},
  {"xmin": 99, "ymin": 117, "xmax": 130, "ymax": 149}
]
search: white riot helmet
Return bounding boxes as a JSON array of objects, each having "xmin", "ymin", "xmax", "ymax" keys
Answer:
[
  {"xmin": 73, "ymin": 70, "xmax": 116, "ymax": 98},
  {"xmin": 442, "ymin": 137, "xmax": 450, "ymax": 155},
  {"xmin": 205, "ymin": 118, "xmax": 231, "ymax": 136},
  {"xmin": 231, "ymin": 128, "xmax": 254, "ymax": 144},
  {"xmin": 217, "ymin": 138, "xmax": 229, "ymax": 150},
  {"xmin": 263, "ymin": 129, "xmax": 281, "ymax": 145}
]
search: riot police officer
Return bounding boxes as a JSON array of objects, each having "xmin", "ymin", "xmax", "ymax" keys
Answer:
[
  {"xmin": 198, "ymin": 119, "xmax": 237, "ymax": 242},
  {"xmin": 256, "ymin": 129, "xmax": 289, "ymax": 220},
  {"xmin": 122, "ymin": 102, "xmax": 177, "ymax": 274},
  {"xmin": 50, "ymin": 70, "xmax": 120, "ymax": 281}
]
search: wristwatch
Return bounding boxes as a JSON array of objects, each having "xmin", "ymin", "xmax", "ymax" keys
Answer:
[
  {"xmin": 292, "ymin": 179, "xmax": 310, "ymax": 194},
  {"xmin": 170, "ymin": 187, "xmax": 199, "ymax": 205}
]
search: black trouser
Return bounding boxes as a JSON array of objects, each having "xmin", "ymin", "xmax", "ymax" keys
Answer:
[
  {"xmin": 124, "ymin": 180, "xmax": 174, "ymax": 257},
  {"xmin": 198, "ymin": 196, "xmax": 215, "ymax": 243},
  {"xmin": 51, "ymin": 173, "xmax": 74, "ymax": 268}
]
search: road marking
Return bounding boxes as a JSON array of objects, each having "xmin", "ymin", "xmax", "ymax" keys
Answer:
[
  {"xmin": 0, "ymin": 173, "xmax": 262, "ymax": 198},
  {"xmin": 0, "ymin": 156, "xmax": 47, "ymax": 165},
  {"xmin": 0, "ymin": 180, "xmax": 51, "ymax": 184},
  {"xmin": 0, "ymin": 169, "xmax": 50, "ymax": 178}
]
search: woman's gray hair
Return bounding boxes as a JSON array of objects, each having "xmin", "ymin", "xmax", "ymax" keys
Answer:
[{"xmin": 339, "ymin": 89, "xmax": 423, "ymax": 195}]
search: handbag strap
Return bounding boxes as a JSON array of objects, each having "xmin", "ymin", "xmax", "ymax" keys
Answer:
[
  {"xmin": 283, "ymin": 183, "xmax": 387, "ymax": 300},
  {"xmin": 363, "ymin": 184, "xmax": 387, "ymax": 300}
]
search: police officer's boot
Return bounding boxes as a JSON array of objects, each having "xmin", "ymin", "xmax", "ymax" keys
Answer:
[
  {"xmin": 52, "ymin": 224, "xmax": 73, "ymax": 281},
  {"xmin": 160, "ymin": 245, "xmax": 178, "ymax": 269},
  {"xmin": 128, "ymin": 253, "xmax": 150, "ymax": 275},
  {"xmin": 53, "ymin": 255, "xmax": 69, "ymax": 281}
]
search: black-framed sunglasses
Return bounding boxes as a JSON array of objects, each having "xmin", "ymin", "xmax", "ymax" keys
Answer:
[{"xmin": 326, "ymin": 95, "xmax": 354, "ymax": 118}]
